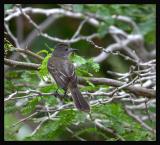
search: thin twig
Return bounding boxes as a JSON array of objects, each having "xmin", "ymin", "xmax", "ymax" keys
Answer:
[
  {"xmin": 11, "ymin": 47, "xmax": 44, "ymax": 61},
  {"xmin": 12, "ymin": 112, "xmax": 38, "ymax": 127},
  {"xmin": 4, "ymin": 22, "xmax": 20, "ymax": 48},
  {"xmin": 71, "ymin": 17, "xmax": 88, "ymax": 40},
  {"xmin": 124, "ymin": 106, "xmax": 156, "ymax": 134}
]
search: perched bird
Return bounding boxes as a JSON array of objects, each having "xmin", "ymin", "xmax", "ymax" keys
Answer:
[{"xmin": 47, "ymin": 43, "xmax": 90, "ymax": 112}]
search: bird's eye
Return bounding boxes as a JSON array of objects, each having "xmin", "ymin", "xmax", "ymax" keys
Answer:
[{"xmin": 65, "ymin": 48, "xmax": 68, "ymax": 51}]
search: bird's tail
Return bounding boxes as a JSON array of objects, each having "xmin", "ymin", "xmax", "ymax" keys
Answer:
[{"xmin": 69, "ymin": 86, "xmax": 90, "ymax": 112}]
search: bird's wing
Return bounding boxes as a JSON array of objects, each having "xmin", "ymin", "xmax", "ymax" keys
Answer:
[{"xmin": 47, "ymin": 58, "xmax": 76, "ymax": 90}]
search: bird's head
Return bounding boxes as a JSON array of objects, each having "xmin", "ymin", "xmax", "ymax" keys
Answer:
[{"xmin": 52, "ymin": 43, "xmax": 77, "ymax": 58}]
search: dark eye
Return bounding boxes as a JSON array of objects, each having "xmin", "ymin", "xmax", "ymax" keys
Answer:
[{"xmin": 65, "ymin": 48, "xmax": 68, "ymax": 51}]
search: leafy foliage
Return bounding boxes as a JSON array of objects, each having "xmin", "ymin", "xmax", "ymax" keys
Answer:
[
  {"xmin": 25, "ymin": 110, "xmax": 77, "ymax": 140},
  {"xmin": 70, "ymin": 54, "xmax": 100, "ymax": 77},
  {"xmin": 4, "ymin": 4, "xmax": 155, "ymax": 141},
  {"xmin": 21, "ymin": 96, "xmax": 42, "ymax": 115},
  {"xmin": 72, "ymin": 4, "xmax": 155, "ymax": 43},
  {"xmin": 4, "ymin": 4, "xmax": 14, "ymax": 10},
  {"xmin": 38, "ymin": 53, "xmax": 51, "ymax": 78},
  {"xmin": 22, "ymin": 103, "xmax": 155, "ymax": 141},
  {"xmin": 92, "ymin": 103, "xmax": 155, "ymax": 141},
  {"xmin": 4, "ymin": 37, "xmax": 14, "ymax": 57},
  {"xmin": 4, "ymin": 114, "xmax": 19, "ymax": 140}
]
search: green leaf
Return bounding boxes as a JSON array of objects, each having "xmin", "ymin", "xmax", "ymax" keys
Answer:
[
  {"xmin": 70, "ymin": 55, "xmax": 100, "ymax": 77},
  {"xmin": 27, "ymin": 110, "xmax": 76, "ymax": 140},
  {"xmin": 4, "ymin": 38, "xmax": 14, "ymax": 56},
  {"xmin": 74, "ymin": 111, "xmax": 88, "ymax": 123},
  {"xmin": 20, "ymin": 71, "xmax": 38, "ymax": 84},
  {"xmin": 36, "ymin": 49, "xmax": 48, "ymax": 55},
  {"xmin": 97, "ymin": 18, "xmax": 115, "ymax": 38},
  {"xmin": 38, "ymin": 54, "xmax": 51, "ymax": 78},
  {"xmin": 139, "ymin": 19, "xmax": 155, "ymax": 44},
  {"xmin": 4, "ymin": 114, "xmax": 18, "ymax": 140},
  {"xmin": 96, "ymin": 6, "xmax": 110, "ymax": 17},
  {"xmin": 21, "ymin": 96, "xmax": 42, "ymax": 115},
  {"xmin": 73, "ymin": 4, "xmax": 84, "ymax": 13},
  {"xmin": 76, "ymin": 68, "xmax": 93, "ymax": 77},
  {"xmin": 4, "ymin": 4, "xmax": 13, "ymax": 10},
  {"xmin": 70, "ymin": 54, "xmax": 86, "ymax": 66},
  {"xmin": 43, "ymin": 95, "xmax": 57, "ymax": 106},
  {"xmin": 98, "ymin": 22, "xmax": 109, "ymax": 38},
  {"xmin": 86, "ymin": 80, "xmax": 95, "ymax": 88},
  {"xmin": 80, "ymin": 85, "xmax": 98, "ymax": 92},
  {"xmin": 139, "ymin": 20, "xmax": 155, "ymax": 35},
  {"xmin": 5, "ymin": 79, "xmax": 16, "ymax": 94},
  {"xmin": 5, "ymin": 102, "xmax": 18, "ymax": 114},
  {"xmin": 40, "ymin": 84, "xmax": 58, "ymax": 93},
  {"xmin": 86, "ymin": 58, "xmax": 100, "ymax": 72}
]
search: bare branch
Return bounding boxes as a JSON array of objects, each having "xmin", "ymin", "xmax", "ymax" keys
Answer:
[
  {"xmin": 112, "ymin": 15, "xmax": 139, "ymax": 33},
  {"xmin": 21, "ymin": 15, "xmax": 61, "ymax": 48},
  {"xmin": 66, "ymin": 127, "xmax": 86, "ymax": 141},
  {"xmin": 94, "ymin": 119, "xmax": 125, "ymax": 141},
  {"xmin": 5, "ymin": 7, "xmax": 99, "ymax": 27},
  {"xmin": 18, "ymin": 6, "xmax": 98, "ymax": 44},
  {"xmin": 92, "ymin": 34, "xmax": 143, "ymax": 63},
  {"xmin": 124, "ymin": 106, "xmax": 156, "ymax": 134},
  {"xmin": 4, "ymin": 89, "xmax": 65, "ymax": 102},
  {"xmin": 4, "ymin": 58, "xmax": 40, "ymax": 70},
  {"xmin": 4, "ymin": 22, "xmax": 20, "ymax": 48},
  {"xmin": 78, "ymin": 77, "xmax": 155, "ymax": 98},
  {"xmin": 71, "ymin": 17, "xmax": 88, "ymax": 40},
  {"xmin": 12, "ymin": 112, "xmax": 38, "ymax": 127},
  {"xmin": 11, "ymin": 47, "xmax": 44, "ymax": 61}
]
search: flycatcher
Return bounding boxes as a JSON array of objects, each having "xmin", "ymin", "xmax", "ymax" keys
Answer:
[{"xmin": 47, "ymin": 43, "xmax": 90, "ymax": 112}]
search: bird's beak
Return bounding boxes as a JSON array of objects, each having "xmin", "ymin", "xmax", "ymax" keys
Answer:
[{"xmin": 69, "ymin": 48, "xmax": 78, "ymax": 52}]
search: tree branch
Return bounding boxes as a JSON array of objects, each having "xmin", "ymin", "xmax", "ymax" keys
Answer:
[
  {"xmin": 4, "ymin": 58, "xmax": 40, "ymax": 70},
  {"xmin": 78, "ymin": 77, "xmax": 155, "ymax": 98},
  {"xmin": 4, "ymin": 58, "xmax": 155, "ymax": 98},
  {"xmin": 18, "ymin": 6, "xmax": 98, "ymax": 44},
  {"xmin": 12, "ymin": 47, "xmax": 44, "ymax": 61}
]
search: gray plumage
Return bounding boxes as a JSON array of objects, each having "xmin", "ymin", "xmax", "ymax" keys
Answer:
[{"xmin": 47, "ymin": 43, "xmax": 90, "ymax": 112}]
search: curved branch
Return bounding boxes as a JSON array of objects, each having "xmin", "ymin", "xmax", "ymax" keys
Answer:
[
  {"xmin": 93, "ymin": 34, "xmax": 143, "ymax": 63},
  {"xmin": 5, "ymin": 7, "xmax": 99, "ymax": 27},
  {"xmin": 78, "ymin": 77, "xmax": 155, "ymax": 98},
  {"xmin": 21, "ymin": 15, "xmax": 61, "ymax": 48},
  {"xmin": 12, "ymin": 47, "xmax": 44, "ymax": 61}
]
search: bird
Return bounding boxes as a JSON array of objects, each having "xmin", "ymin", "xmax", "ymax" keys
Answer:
[{"xmin": 47, "ymin": 43, "xmax": 90, "ymax": 112}]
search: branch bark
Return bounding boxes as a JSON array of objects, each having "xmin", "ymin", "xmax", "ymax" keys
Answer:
[
  {"xmin": 12, "ymin": 47, "xmax": 44, "ymax": 61},
  {"xmin": 4, "ymin": 58, "xmax": 40, "ymax": 70},
  {"xmin": 78, "ymin": 77, "xmax": 155, "ymax": 98}
]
